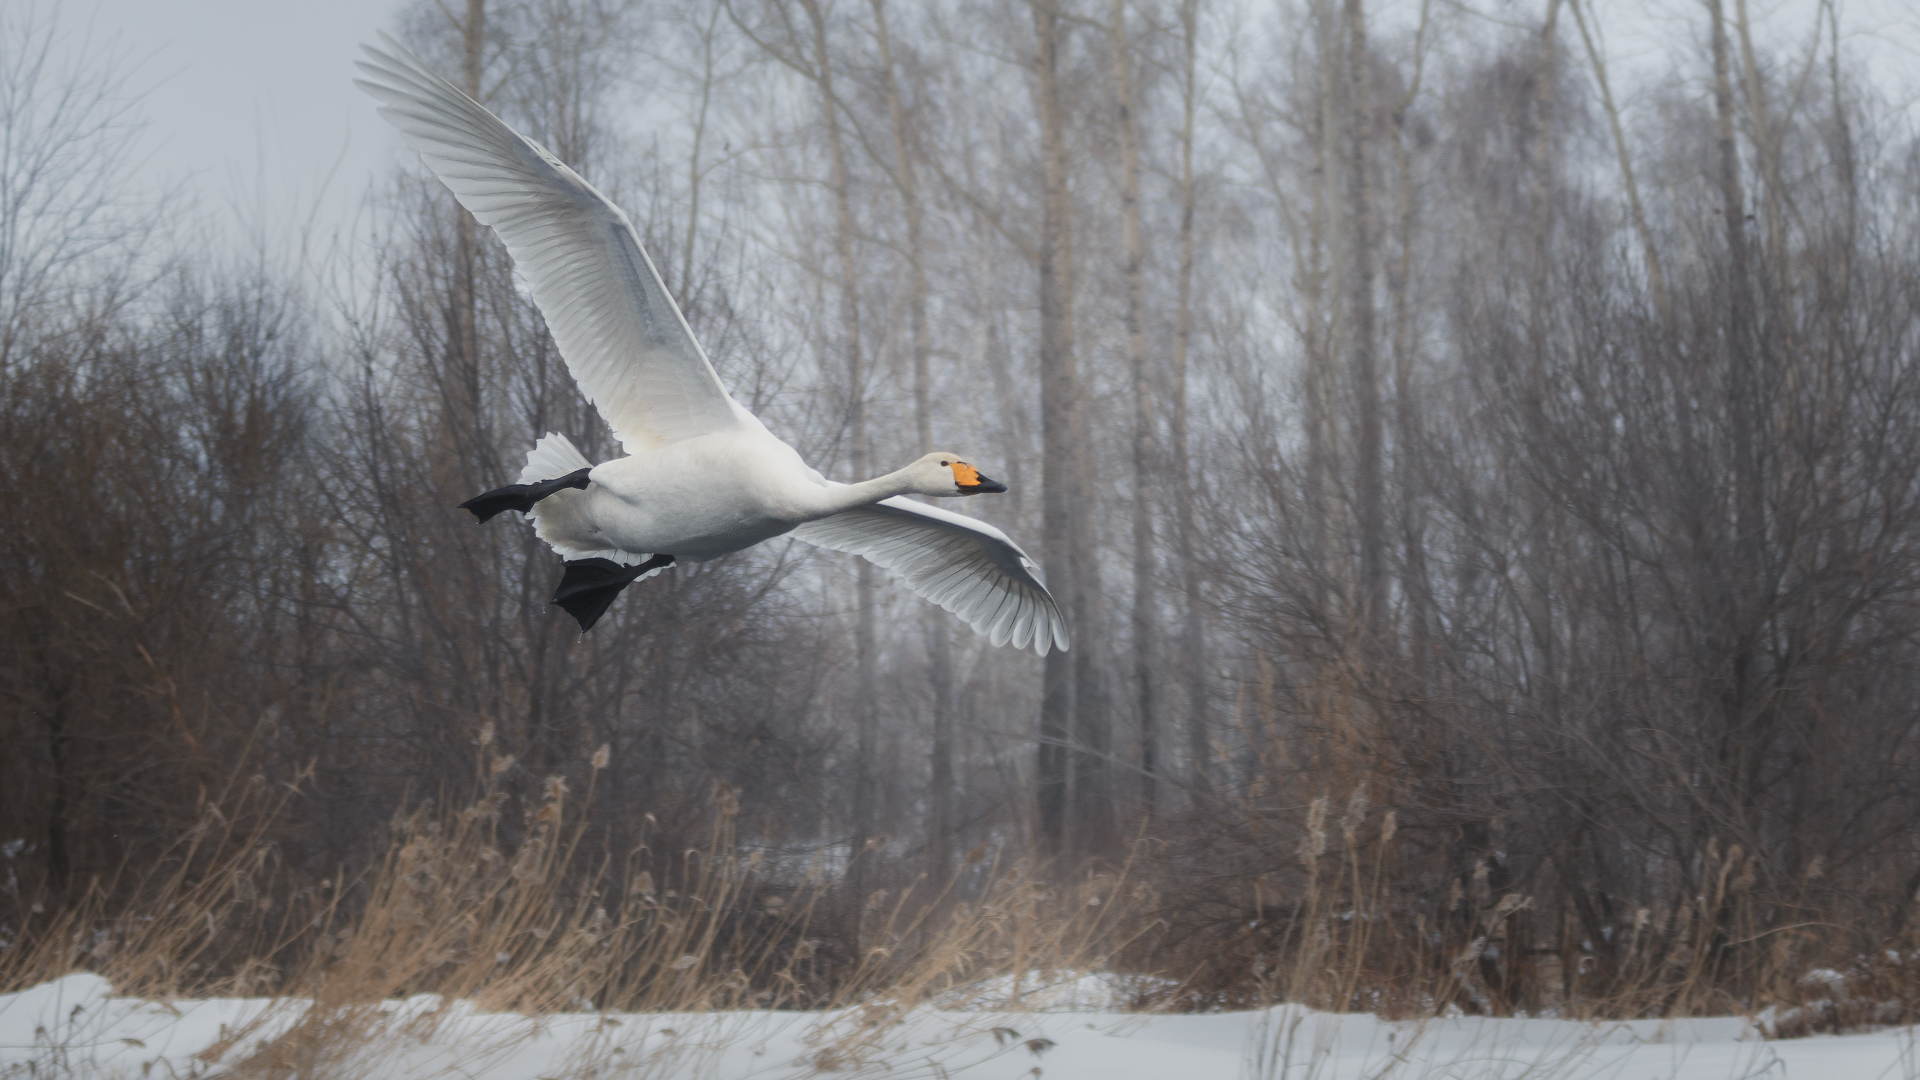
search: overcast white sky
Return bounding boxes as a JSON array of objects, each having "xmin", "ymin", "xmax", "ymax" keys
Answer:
[
  {"xmin": 37, "ymin": 0, "xmax": 1920, "ymax": 265},
  {"xmin": 37, "ymin": 0, "xmax": 393, "ymax": 262}
]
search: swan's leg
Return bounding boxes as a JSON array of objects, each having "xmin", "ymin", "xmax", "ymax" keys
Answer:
[
  {"xmin": 551, "ymin": 553, "xmax": 674, "ymax": 632},
  {"xmin": 458, "ymin": 468, "xmax": 594, "ymax": 523}
]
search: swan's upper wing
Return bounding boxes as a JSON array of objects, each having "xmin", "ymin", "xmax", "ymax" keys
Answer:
[
  {"xmin": 356, "ymin": 35, "xmax": 743, "ymax": 452},
  {"xmin": 791, "ymin": 497, "xmax": 1069, "ymax": 656}
]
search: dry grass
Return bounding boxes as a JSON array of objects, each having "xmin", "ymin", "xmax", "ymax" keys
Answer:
[
  {"xmin": 1135, "ymin": 779, "xmax": 1920, "ymax": 1038},
  {"xmin": 0, "ymin": 768, "xmax": 305, "ymax": 1003},
  {"xmin": 0, "ymin": 746, "xmax": 1145, "ymax": 1076},
  {"xmin": 8, "ymin": 749, "xmax": 1910, "ymax": 1080}
]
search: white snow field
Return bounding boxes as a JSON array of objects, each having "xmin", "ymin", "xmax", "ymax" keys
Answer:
[{"xmin": 3, "ymin": 972, "xmax": 1913, "ymax": 1079}]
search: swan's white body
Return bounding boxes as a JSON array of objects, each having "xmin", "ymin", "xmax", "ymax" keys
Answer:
[
  {"xmin": 531, "ymin": 427, "xmax": 826, "ymax": 564},
  {"xmin": 356, "ymin": 35, "xmax": 1067, "ymax": 654}
]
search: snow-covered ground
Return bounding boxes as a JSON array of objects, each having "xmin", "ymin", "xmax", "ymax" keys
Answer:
[{"xmin": 2, "ymin": 972, "xmax": 1912, "ymax": 1078}]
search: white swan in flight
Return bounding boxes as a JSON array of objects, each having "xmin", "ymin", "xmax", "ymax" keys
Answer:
[{"xmin": 355, "ymin": 36, "xmax": 1067, "ymax": 654}]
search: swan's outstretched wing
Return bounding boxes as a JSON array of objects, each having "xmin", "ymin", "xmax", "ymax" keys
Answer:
[
  {"xmin": 356, "ymin": 35, "xmax": 744, "ymax": 452},
  {"xmin": 792, "ymin": 497, "xmax": 1069, "ymax": 656}
]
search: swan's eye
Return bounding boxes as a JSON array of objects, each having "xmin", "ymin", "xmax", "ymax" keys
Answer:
[{"xmin": 939, "ymin": 460, "xmax": 949, "ymax": 466}]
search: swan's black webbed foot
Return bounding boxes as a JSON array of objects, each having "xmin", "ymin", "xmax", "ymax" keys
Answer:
[
  {"xmin": 458, "ymin": 467, "xmax": 594, "ymax": 523},
  {"xmin": 552, "ymin": 554, "xmax": 674, "ymax": 632}
]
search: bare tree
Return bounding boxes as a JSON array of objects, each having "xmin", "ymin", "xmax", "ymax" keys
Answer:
[
  {"xmin": 1107, "ymin": 0, "xmax": 1156, "ymax": 819},
  {"xmin": 1027, "ymin": 0, "xmax": 1082, "ymax": 857},
  {"xmin": 0, "ymin": 5, "xmax": 156, "ymax": 370},
  {"xmin": 1171, "ymin": 0, "xmax": 1208, "ymax": 803},
  {"xmin": 870, "ymin": 0, "xmax": 958, "ymax": 875}
]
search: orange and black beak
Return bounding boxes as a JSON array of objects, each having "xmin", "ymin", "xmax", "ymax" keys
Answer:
[{"xmin": 950, "ymin": 461, "xmax": 1008, "ymax": 495}]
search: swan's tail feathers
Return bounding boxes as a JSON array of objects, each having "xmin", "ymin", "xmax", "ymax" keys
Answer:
[
  {"xmin": 552, "ymin": 554, "xmax": 674, "ymax": 631},
  {"xmin": 459, "ymin": 467, "xmax": 593, "ymax": 523},
  {"xmin": 521, "ymin": 432, "xmax": 594, "ymax": 486}
]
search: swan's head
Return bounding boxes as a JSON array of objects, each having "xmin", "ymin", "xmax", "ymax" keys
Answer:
[{"xmin": 906, "ymin": 452, "xmax": 1008, "ymax": 497}]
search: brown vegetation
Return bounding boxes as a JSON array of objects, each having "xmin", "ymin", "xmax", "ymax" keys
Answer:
[{"xmin": 0, "ymin": 756, "xmax": 1141, "ymax": 1073}]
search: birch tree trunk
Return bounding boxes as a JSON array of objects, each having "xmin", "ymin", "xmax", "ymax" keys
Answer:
[
  {"xmin": 1568, "ymin": 0, "xmax": 1670, "ymax": 328},
  {"xmin": 450, "ymin": 0, "xmax": 486, "ymax": 489},
  {"xmin": 1296, "ymin": 0, "xmax": 1342, "ymax": 703},
  {"xmin": 1709, "ymin": 0, "xmax": 1761, "ymax": 598},
  {"xmin": 1342, "ymin": 0, "xmax": 1386, "ymax": 646},
  {"xmin": 1174, "ymin": 0, "xmax": 1208, "ymax": 801},
  {"xmin": 1386, "ymin": 0, "xmax": 1430, "ymax": 680},
  {"xmin": 871, "ymin": 0, "xmax": 955, "ymax": 876},
  {"xmin": 1707, "ymin": 0, "xmax": 1765, "ymax": 864},
  {"xmin": 1029, "ymin": 0, "xmax": 1080, "ymax": 856},
  {"xmin": 1734, "ymin": 0, "xmax": 1789, "ymax": 283},
  {"xmin": 799, "ymin": 0, "xmax": 878, "ymax": 869},
  {"xmin": 680, "ymin": 5, "xmax": 723, "ymax": 294},
  {"xmin": 1522, "ymin": 0, "xmax": 1563, "ymax": 730},
  {"xmin": 1109, "ymin": 0, "xmax": 1156, "ymax": 821}
]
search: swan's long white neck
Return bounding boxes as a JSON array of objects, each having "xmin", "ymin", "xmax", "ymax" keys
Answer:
[{"xmin": 805, "ymin": 468, "xmax": 919, "ymax": 519}]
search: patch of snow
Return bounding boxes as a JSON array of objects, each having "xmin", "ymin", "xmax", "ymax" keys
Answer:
[
  {"xmin": 1, "ymin": 974, "xmax": 1914, "ymax": 1078},
  {"xmin": 934, "ymin": 969, "xmax": 1177, "ymax": 1012},
  {"xmin": 0, "ymin": 972, "xmax": 300, "ymax": 1078}
]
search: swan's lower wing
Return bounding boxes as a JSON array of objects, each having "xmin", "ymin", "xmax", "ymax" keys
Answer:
[{"xmin": 790, "ymin": 497, "xmax": 1069, "ymax": 656}]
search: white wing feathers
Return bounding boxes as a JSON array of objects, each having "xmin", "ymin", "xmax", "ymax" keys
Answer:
[
  {"xmin": 355, "ymin": 35, "xmax": 742, "ymax": 452},
  {"xmin": 792, "ymin": 498, "xmax": 1069, "ymax": 656},
  {"xmin": 518, "ymin": 431, "xmax": 592, "ymax": 485}
]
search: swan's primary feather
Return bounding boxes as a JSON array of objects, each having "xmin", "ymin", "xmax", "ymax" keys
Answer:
[
  {"xmin": 355, "ymin": 35, "xmax": 742, "ymax": 453},
  {"xmin": 791, "ymin": 498, "xmax": 1069, "ymax": 656}
]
